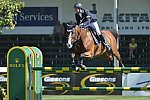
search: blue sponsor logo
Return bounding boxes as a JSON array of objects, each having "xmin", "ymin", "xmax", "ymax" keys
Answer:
[{"xmin": 15, "ymin": 7, "xmax": 58, "ymax": 26}]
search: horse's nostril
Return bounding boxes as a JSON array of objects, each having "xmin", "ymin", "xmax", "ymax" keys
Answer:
[{"xmin": 66, "ymin": 43, "xmax": 70, "ymax": 47}]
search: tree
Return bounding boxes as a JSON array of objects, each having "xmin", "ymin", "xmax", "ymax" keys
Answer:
[{"xmin": 0, "ymin": 0, "xmax": 24, "ymax": 34}]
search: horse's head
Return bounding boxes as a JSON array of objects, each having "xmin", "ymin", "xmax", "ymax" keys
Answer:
[{"xmin": 66, "ymin": 23, "xmax": 81, "ymax": 49}]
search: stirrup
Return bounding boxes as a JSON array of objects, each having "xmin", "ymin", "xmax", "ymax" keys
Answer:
[{"xmin": 107, "ymin": 47, "xmax": 111, "ymax": 52}]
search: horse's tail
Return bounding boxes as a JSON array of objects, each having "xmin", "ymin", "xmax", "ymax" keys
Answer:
[{"xmin": 110, "ymin": 29, "xmax": 119, "ymax": 42}]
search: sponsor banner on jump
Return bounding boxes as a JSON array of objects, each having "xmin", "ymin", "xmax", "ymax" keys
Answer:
[
  {"xmin": 42, "ymin": 73, "xmax": 122, "ymax": 95},
  {"xmin": 15, "ymin": 7, "xmax": 58, "ymax": 26}
]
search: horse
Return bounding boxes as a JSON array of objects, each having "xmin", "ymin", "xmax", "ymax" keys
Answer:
[{"xmin": 66, "ymin": 23, "xmax": 124, "ymax": 71}]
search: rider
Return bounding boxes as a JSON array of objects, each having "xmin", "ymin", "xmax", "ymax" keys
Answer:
[{"xmin": 73, "ymin": 3, "xmax": 111, "ymax": 51}]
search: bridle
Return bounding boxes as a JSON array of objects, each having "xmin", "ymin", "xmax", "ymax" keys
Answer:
[
  {"xmin": 67, "ymin": 25, "xmax": 82, "ymax": 42},
  {"xmin": 66, "ymin": 25, "xmax": 83, "ymax": 49}
]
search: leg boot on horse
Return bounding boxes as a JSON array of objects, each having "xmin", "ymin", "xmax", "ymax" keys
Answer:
[
  {"xmin": 71, "ymin": 53, "xmax": 77, "ymax": 70},
  {"xmin": 71, "ymin": 53, "xmax": 86, "ymax": 71},
  {"xmin": 78, "ymin": 58, "xmax": 86, "ymax": 71}
]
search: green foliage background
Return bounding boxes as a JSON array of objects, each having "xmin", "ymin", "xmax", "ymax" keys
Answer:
[{"xmin": 0, "ymin": 0, "xmax": 24, "ymax": 34}]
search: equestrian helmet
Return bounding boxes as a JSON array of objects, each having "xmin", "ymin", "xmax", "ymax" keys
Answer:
[{"xmin": 74, "ymin": 3, "xmax": 83, "ymax": 9}]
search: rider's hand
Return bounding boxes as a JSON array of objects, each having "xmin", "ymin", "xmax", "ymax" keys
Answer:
[{"xmin": 79, "ymin": 23, "xmax": 85, "ymax": 27}]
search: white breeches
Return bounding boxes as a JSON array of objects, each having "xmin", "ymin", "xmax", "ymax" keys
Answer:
[{"xmin": 86, "ymin": 21, "xmax": 101, "ymax": 35}]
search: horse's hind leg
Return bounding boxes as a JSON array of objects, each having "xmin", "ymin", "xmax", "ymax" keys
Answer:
[
  {"xmin": 107, "ymin": 51, "xmax": 114, "ymax": 67},
  {"xmin": 108, "ymin": 59, "xmax": 114, "ymax": 67},
  {"xmin": 112, "ymin": 50, "xmax": 125, "ymax": 67}
]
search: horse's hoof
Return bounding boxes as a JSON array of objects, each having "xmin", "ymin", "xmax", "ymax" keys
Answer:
[
  {"xmin": 75, "ymin": 67, "xmax": 80, "ymax": 72},
  {"xmin": 80, "ymin": 64, "xmax": 86, "ymax": 70}
]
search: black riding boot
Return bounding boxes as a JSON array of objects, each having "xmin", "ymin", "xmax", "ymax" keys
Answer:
[{"xmin": 99, "ymin": 34, "xmax": 111, "ymax": 51}]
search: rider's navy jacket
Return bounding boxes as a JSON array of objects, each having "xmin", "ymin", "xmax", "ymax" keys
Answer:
[{"xmin": 75, "ymin": 9, "xmax": 97, "ymax": 25}]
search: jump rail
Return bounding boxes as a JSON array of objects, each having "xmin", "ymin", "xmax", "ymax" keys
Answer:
[
  {"xmin": 43, "ymin": 86, "xmax": 150, "ymax": 91},
  {"xmin": 33, "ymin": 67, "xmax": 150, "ymax": 73}
]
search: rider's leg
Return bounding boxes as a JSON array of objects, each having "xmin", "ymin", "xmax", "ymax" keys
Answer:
[
  {"xmin": 99, "ymin": 34, "xmax": 111, "ymax": 51},
  {"xmin": 91, "ymin": 22, "xmax": 111, "ymax": 51}
]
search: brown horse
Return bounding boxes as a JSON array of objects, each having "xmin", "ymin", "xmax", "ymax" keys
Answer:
[{"xmin": 66, "ymin": 24, "xmax": 124, "ymax": 71}]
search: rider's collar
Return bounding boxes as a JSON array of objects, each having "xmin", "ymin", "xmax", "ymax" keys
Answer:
[{"xmin": 78, "ymin": 9, "xmax": 84, "ymax": 14}]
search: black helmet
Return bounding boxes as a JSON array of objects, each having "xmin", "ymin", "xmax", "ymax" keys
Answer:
[{"xmin": 74, "ymin": 3, "xmax": 82, "ymax": 9}]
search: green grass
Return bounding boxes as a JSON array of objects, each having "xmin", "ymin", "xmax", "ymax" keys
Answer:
[{"xmin": 42, "ymin": 95, "xmax": 150, "ymax": 100}]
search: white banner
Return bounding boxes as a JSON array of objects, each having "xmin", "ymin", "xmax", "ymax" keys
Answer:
[{"xmin": 122, "ymin": 73, "xmax": 150, "ymax": 96}]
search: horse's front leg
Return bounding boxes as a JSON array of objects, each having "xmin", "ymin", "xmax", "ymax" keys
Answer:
[
  {"xmin": 78, "ymin": 51, "xmax": 94, "ymax": 70},
  {"xmin": 71, "ymin": 53, "xmax": 80, "ymax": 71},
  {"xmin": 78, "ymin": 58, "xmax": 86, "ymax": 70},
  {"xmin": 80, "ymin": 50, "xmax": 93, "ymax": 58},
  {"xmin": 71, "ymin": 53, "xmax": 76, "ymax": 68}
]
